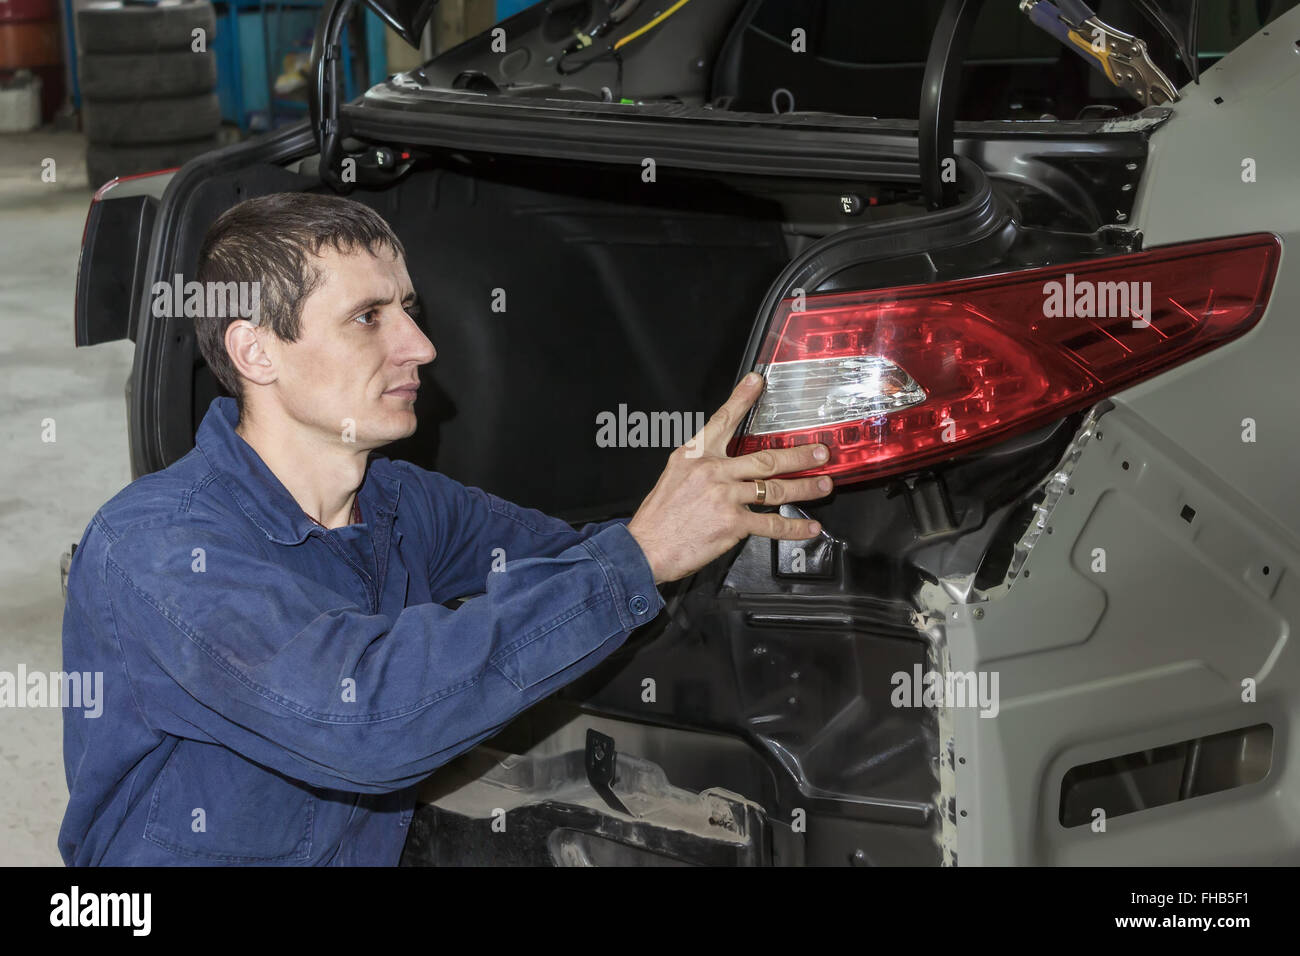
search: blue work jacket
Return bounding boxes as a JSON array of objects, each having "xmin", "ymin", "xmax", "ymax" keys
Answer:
[{"xmin": 58, "ymin": 396, "xmax": 663, "ymax": 865}]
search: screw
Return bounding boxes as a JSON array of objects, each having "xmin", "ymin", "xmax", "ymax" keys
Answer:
[{"xmin": 973, "ymin": 607, "xmax": 985, "ymax": 620}]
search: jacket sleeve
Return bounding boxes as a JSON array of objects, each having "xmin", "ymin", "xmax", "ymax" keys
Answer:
[
  {"xmin": 391, "ymin": 460, "xmax": 639, "ymax": 604},
  {"xmin": 103, "ymin": 511, "xmax": 664, "ymax": 795}
]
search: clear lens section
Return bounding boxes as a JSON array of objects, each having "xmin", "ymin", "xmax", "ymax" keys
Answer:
[{"xmin": 749, "ymin": 355, "xmax": 927, "ymax": 436}]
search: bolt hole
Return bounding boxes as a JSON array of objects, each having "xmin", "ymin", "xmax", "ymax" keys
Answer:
[
  {"xmin": 1263, "ymin": 566, "xmax": 1270, "ymax": 576},
  {"xmin": 960, "ymin": 810, "xmax": 968, "ymax": 818},
  {"xmin": 958, "ymin": 757, "xmax": 966, "ymax": 765},
  {"xmin": 1068, "ymin": 487, "xmax": 1076, "ymax": 495},
  {"xmin": 1096, "ymin": 431, "xmax": 1103, "ymax": 440},
  {"xmin": 1121, "ymin": 460, "xmax": 1130, "ymax": 470},
  {"xmin": 1023, "ymin": 570, "xmax": 1031, "ymax": 579},
  {"xmin": 1046, "ymin": 526, "xmax": 1054, "ymax": 535},
  {"xmin": 1180, "ymin": 505, "xmax": 1196, "ymax": 523}
]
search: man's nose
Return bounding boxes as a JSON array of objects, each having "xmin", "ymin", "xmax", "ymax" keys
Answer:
[{"xmin": 398, "ymin": 310, "xmax": 437, "ymax": 364}]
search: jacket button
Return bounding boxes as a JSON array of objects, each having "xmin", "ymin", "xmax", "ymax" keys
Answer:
[{"xmin": 629, "ymin": 594, "xmax": 649, "ymax": 615}]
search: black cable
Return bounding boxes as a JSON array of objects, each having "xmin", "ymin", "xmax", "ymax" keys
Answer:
[{"xmin": 556, "ymin": 44, "xmax": 623, "ymax": 81}]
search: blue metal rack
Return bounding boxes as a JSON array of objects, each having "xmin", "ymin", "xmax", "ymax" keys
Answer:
[
  {"xmin": 62, "ymin": 0, "xmax": 529, "ymax": 117},
  {"xmin": 212, "ymin": 0, "xmax": 387, "ymax": 132}
]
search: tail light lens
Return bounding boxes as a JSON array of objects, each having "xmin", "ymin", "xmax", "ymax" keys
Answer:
[{"xmin": 730, "ymin": 233, "xmax": 1280, "ymax": 485}]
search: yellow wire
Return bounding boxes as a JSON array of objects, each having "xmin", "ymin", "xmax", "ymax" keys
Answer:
[{"xmin": 613, "ymin": 0, "xmax": 692, "ymax": 51}]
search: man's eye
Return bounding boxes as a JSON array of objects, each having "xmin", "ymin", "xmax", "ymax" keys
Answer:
[{"xmin": 353, "ymin": 310, "xmax": 377, "ymax": 326}]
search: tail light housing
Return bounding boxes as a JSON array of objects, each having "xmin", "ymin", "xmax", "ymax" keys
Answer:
[
  {"xmin": 75, "ymin": 169, "xmax": 175, "ymax": 347},
  {"xmin": 730, "ymin": 233, "xmax": 1281, "ymax": 485}
]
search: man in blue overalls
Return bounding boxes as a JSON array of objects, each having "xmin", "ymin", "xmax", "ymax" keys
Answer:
[{"xmin": 59, "ymin": 192, "xmax": 830, "ymax": 865}]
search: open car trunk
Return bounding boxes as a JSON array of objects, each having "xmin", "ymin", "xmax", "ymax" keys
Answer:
[
  {"xmin": 140, "ymin": 116, "xmax": 1145, "ymax": 865},
  {"xmin": 191, "ymin": 151, "xmax": 928, "ymax": 521}
]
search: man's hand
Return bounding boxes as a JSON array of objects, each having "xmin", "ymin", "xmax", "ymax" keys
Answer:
[{"xmin": 626, "ymin": 372, "xmax": 832, "ymax": 585}]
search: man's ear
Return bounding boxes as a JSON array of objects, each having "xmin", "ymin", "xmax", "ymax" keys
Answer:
[{"xmin": 226, "ymin": 320, "xmax": 278, "ymax": 387}]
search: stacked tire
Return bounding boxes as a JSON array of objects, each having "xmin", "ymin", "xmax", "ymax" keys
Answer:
[{"xmin": 77, "ymin": 0, "xmax": 221, "ymax": 189}]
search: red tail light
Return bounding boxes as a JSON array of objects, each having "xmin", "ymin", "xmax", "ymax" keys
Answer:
[{"xmin": 730, "ymin": 234, "xmax": 1281, "ymax": 485}]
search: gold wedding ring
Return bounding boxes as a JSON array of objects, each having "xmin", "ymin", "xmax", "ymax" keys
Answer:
[{"xmin": 753, "ymin": 479, "xmax": 767, "ymax": 505}]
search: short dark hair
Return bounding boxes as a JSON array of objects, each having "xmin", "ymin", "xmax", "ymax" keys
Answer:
[{"xmin": 193, "ymin": 192, "xmax": 406, "ymax": 416}]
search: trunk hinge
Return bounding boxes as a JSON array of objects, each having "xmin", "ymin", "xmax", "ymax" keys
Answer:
[
  {"xmin": 918, "ymin": 0, "xmax": 986, "ymax": 211},
  {"xmin": 310, "ymin": 0, "xmax": 354, "ymax": 192}
]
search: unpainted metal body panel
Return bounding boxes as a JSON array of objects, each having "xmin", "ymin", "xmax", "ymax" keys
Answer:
[{"xmin": 949, "ymin": 8, "xmax": 1300, "ymax": 864}]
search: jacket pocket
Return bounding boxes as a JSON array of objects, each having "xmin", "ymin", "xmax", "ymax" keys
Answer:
[{"xmin": 144, "ymin": 740, "xmax": 315, "ymax": 863}]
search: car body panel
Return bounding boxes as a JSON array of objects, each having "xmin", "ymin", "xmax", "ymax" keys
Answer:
[{"xmin": 947, "ymin": 8, "xmax": 1300, "ymax": 864}]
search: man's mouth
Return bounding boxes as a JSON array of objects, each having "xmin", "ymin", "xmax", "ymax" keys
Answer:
[{"xmin": 384, "ymin": 385, "xmax": 419, "ymax": 401}]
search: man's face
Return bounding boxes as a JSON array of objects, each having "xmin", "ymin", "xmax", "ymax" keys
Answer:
[{"xmin": 259, "ymin": 243, "xmax": 435, "ymax": 448}]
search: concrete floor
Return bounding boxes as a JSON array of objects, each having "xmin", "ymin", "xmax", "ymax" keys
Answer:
[{"xmin": 0, "ymin": 131, "xmax": 136, "ymax": 865}]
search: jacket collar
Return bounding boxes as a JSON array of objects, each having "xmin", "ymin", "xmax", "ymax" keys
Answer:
[{"xmin": 194, "ymin": 397, "xmax": 401, "ymax": 545}]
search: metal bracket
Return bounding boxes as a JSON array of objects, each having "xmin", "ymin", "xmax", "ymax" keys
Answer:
[
  {"xmin": 1098, "ymin": 224, "xmax": 1144, "ymax": 252},
  {"xmin": 585, "ymin": 728, "xmax": 632, "ymax": 816}
]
